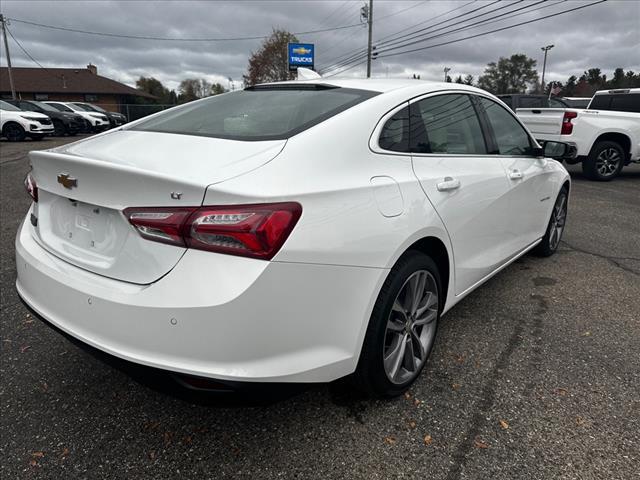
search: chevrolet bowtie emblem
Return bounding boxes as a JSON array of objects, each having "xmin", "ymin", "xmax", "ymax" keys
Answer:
[{"xmin": 57, "ymin": 173, "xmax": 78, "ymax": 189}]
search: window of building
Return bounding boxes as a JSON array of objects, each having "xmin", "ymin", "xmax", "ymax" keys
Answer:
[
  {"xmin": 85, "ymin": 94, "xmax": 98, "ymax": 102},
  {"xmin": 34, "ymin": 94, "xmax": 49, "ymax": 101}
]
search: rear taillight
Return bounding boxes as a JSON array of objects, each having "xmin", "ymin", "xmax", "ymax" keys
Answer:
[
  {"xmin": 24, "ymin": 172, "xmax": 38, "ymax": 202},
  {"xmin": 124, "ymin": 208, "xmax": 194, "ymax": 246},
  {"xmin": 124, "ymin": 203, "xmax": 302, "ymax": 260},
  {"xmin": 561, "ymin": 111, "xmax": 577, "ymax": 135}
]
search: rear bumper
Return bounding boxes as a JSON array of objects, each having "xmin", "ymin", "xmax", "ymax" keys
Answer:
[{"xmin": 16, "ymin": 215, "xmax": 385, "ymax": 383}]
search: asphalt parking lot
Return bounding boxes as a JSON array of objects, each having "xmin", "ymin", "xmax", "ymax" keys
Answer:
[{"xmin": 1, "ymin": 136, "xmax": 638, "ymax": 480}]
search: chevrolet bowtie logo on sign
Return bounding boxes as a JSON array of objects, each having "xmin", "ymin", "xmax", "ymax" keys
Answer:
[
  {"xmin": 57, "ymin": 173, "xmax": 78, "ymax": 189},
  {"xmin": 288, "ymin": 43, "xmax": 314, "ymax": 71},
  {"xmin": 292, "ymin": 46, "xmax": 312, "ymax": 55}
]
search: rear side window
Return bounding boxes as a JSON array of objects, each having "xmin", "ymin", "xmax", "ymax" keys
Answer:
[
  {"xmin": 410, "ymin": 94, "xmax": 487, "ymax": 154},
  {"xmin": 610, "ymin": 94, "xmax": 640, "ymax": 113},
  {"xmin": 479, "ymin": 97, "xmax": 533, "ymax": 155},
  {"xmin": 132, "ymin": 86, "xmax": 378, "ymax": 141},
  {"xmin": 379, "ymin": 106, "xmax": 409, "ymax": 152},
  {"xmin": 519, "ymin": 96, "xmax": 546, "ymax": 108}
]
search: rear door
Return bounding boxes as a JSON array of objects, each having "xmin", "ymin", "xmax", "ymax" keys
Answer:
[
  {"xmin": 409, "ymin": 93, "xmax": 514, "ymax": 295},
  {"xmin": 477, "ymin": 96, "xmax": 555, "ymax": 249}
]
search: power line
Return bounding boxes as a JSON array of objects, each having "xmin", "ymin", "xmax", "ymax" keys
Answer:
[
  {"xmin": 6, "ymin": 16, "xmax": 364, "ymax": 42},
  {"xmin": 322, "ymin": 0, "xmax": 565, "ymax": 74},
  {"xmin": 377, "ymin": 0, "xmax": 607, "ymax": 59},
  {"xmin": 321, "ymin": 0, "xmax": 510, "ymax": 73},
  {"xmin": 324, "ymin": 0, "xmax": 540, "ymax": 72},
  {"xmin": 324, "ymin": 0, "xmax": 606, "ymax": 77},
  {"xmin": 375, "ymin": 1, "xmax": 430, "ymax": 22},
  {"xmin": 319, "ymin": 0, "xmax": 478, "ymax": 71},
  {"xmin": 376, "ymin": 0, "xmax": 500, "ymax": 48},
  {"xmin": 5, "ymin": 25, "xmax": 63, "ymax": 80},
  {"xmin": 375, "ymin": 0, "xmax": 547, "ymax": 55},
  {"xmin": 317, "ymin": 0, "xmax": 354, "ymax": 28}
]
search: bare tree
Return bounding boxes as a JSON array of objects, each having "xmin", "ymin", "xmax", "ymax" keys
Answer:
[{"xmin": 243, "ymin": 29, "xmax": 299, "ymax": 86}]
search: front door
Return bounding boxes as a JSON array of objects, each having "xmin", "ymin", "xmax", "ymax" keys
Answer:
[
  {"xmin": 476, "ymin": 96, "xmax": 556, "ymax": 250},
  {"xmin": 410, "ymin": 93, "xmax": 514, "ymax": 295}
]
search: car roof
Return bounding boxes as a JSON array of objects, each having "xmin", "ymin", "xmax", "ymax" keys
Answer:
[
  {"xmin": 593, "ymin": 88, "xmax": 640, "ymax": 96},
  {"xmin": 256, "ymin": 77, "xmax": 489, "ymax": 96}
]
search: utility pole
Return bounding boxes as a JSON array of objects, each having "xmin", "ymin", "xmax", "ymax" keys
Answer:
[
  {"xmin": 540, "ymin": 44, "xmax": 554, "ymax": 93},
  {"xmin": 366, "ymin": 0, "xmax": 373, "ymax": 78},
  {"xmin": 0, "ymin": 14, "xmax": 16, "ymax": 100}
]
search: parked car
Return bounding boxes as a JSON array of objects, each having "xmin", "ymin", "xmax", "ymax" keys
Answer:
[
  {"xmin": 0, "ymin": 100, "xmax": 54, "ymax": 141},
  {"xmin": 516, "ymin": 88, "xmax": 640, "ymax": 180},
  {"xmin": 44, "ymin": 101, "xmax": 109, "ymax": 132},
  {"xmin": 5, "ymin": 99, "xmax": 85, "ymax": 136},
  {"xmin": 561, "ymin": 97, "xmax": 592, "ymax": 109},
  {"xmin": 498, "ymin": 94, "xmax": 570, "ymax": 110},
  {"xmin": 70, "ymin": 102, "xmax": 128, "ymax": 128},
  {"xmin": 17, "ymin": 80, "xmax": 572, "ymax": 397}
]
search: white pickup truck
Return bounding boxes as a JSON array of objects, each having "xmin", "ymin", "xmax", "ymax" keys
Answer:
[{"xmin": 516, "ymin": 88, "xmax": 640, "ymax": 180}]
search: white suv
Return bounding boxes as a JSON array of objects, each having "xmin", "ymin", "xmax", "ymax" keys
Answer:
[
  {"xmin": 0, "ymin": 100, "xmax": 54, "ymax": 141},
  {"xmin": 44, "ymin": 101, "xmax": 110, "ymax": 132}
]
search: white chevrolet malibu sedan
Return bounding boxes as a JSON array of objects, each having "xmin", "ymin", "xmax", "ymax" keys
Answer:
[{"xmin": 16, "ymin": 79, "xmax": 571, "ymax": 397}]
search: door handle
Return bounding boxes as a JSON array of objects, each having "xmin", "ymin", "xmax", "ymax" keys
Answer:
[
  {"xmin": 509, "ymin": 169, "xmax": 524, "ymax": 180},
  {"xmin": 436, "ymin": 176, "xmax": 461, "ymax": 192}
]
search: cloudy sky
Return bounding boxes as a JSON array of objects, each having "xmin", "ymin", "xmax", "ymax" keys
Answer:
[{"xmin": 2, "ymin": 0, "xmax": 639, "ymax": 91}]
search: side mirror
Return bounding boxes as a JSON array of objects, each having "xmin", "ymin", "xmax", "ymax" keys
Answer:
[{"xmin": 536, "ymin": 140, "xmax": 577, "ymax": 161}]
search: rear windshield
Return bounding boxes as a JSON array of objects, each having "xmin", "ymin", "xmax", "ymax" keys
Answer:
[{"xmin": 131, "ymin": 86, "xmax": 378, "ymax": 140}]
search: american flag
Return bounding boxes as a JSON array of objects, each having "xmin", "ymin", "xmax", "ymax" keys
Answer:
[{"xmin": 549, "ymin": 82, "xmax": 562, "ymax": 96}]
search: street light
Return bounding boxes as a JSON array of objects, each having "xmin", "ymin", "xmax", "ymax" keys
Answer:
[
  {"xmin": 540, "ymin": 45, "xmax": 554, "ymax": 92},
  {"xmin": 444, "ymin": 67, "xmax": 451, "ymax": 82}
]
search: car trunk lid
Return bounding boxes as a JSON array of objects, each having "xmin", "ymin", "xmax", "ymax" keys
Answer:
[{"xmin": 29, "ymin": 130, "xmax": 286, "ymax": 284}]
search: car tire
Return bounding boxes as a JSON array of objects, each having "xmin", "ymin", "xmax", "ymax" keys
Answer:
[
  {"xmin": 533, "ymin": 187, "xmax": 568, "ymax": 257},
  {"xmin": 2, "ymin": 122, "xmax": 26, "ymax": 142},
  {"xmin": 353, "ymin": 250, "xmax": 441, "ymax": 398},
  {"xmin": 53, "ymin": 120, "xmax": 66, "ymax": 136},
  {"xmin": 582, "ymin": 141, "xmax": 625, "ymax": 181}
]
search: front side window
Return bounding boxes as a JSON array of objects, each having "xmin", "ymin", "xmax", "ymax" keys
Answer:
[
  {"xmin": 410, "ymin": 94, "xmax": 487, "ymax": 154},
  {"xmin": 132, "ymin": 86, "xmax": 378, "ymax": 141},
  {"xmin": 19, "ymin": 102, "xmax": 39, "ymax": 112},
  {"xmin": 378, "ymin": 106, "xmax": 409, "ymax": 152},
  {"xmin": 479, "ymin": 97, "xmax": 533, "ymax": 155}
]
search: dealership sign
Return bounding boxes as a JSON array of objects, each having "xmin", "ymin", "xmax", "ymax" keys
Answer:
[{"xmin": 288, "ymin": 43, "xmax": 314, "ymax": 71}]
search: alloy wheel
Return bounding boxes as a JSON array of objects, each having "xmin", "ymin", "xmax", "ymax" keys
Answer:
[
  {"xmin": 595, "ymin": 148, "xmax": 621, "ymax": 177},
  {"xmin": 549, "ymin": 193, "xmax": 567, "ymax": 251},
  {"xmin": 383, "ymin": 270, "xmax": 438, "ymax": 384}
]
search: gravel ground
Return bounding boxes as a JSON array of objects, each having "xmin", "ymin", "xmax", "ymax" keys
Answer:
[{"xmin": 1, "ymin": 136, "xmax": 639, "ymax": 480}]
